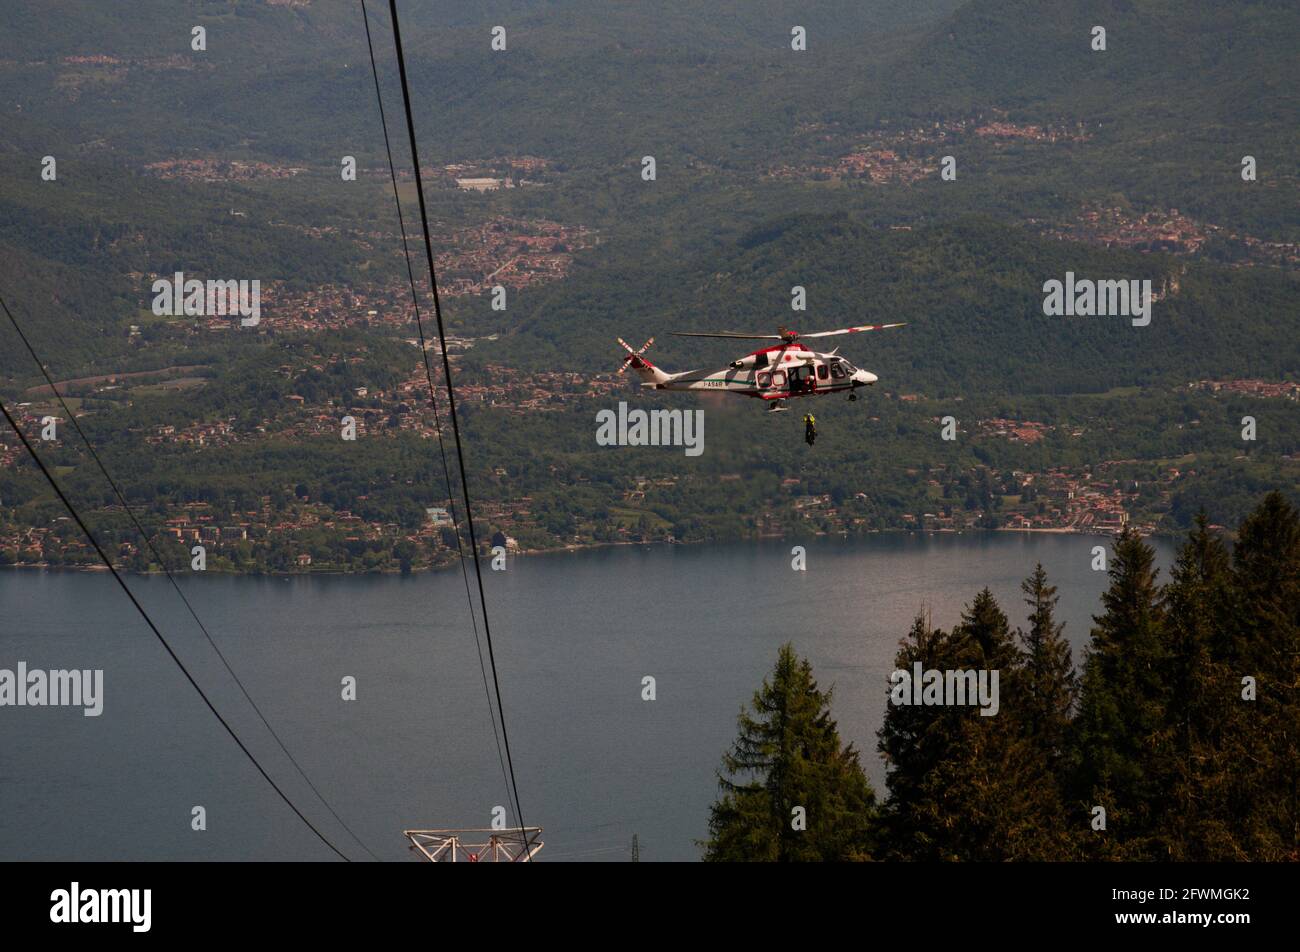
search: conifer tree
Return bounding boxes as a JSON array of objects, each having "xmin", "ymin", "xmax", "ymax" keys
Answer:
[
  {"xmin": 880, "ymin": 593, "xmax": 1073, "ymax": 860},
  {"xmin": 877, "ymin": 613, "xmax": 968, "ymax": 858},
  {"xmin": 1226, "ymin": 492, "xmax": 1300, "ymax": 859},
  {"xmin": 1073, "ymin": 526, "xmax": 1167, "ymax": 857},
  {"xmin": 703, "ymin": 643, "xmax": 875, "ymax": 861},
  {"xmin": 907, "ymin": 706, "xmax": 1073, "ymax": 860},
  {"xmin": 955, "ymin": 586, "xmax": 1075, "ymax": 859},
  {"xmin": 1150, "ymin": 513, "xmax": 1241, "ymax": 859},
  {"xmin": 956, "ymin": 587, "xmax": 1021, "ymax": 672},
  {"xmin": 1007, "ymin": 564, "xmax": 1080, "ymax": 857},
  {"xmin": 1017, "ymin": 564, "xmax": 1077, "ymax": 771}
]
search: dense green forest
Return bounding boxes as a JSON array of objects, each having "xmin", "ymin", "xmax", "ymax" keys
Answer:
[{"xmin": 703, "ymin": 492, "xmax": 1299, "ymax": 860}]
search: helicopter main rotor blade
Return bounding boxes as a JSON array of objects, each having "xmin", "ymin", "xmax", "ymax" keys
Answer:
[
  {"xmin": 670, "ymin": 331, "xmax": 784, "ymax": 340},
  {"xmin": 798, "ymin": 322, "xmax": 906, "ymax": 339}
]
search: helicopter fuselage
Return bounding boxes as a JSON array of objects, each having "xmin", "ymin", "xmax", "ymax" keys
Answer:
[{"xmin": 640, "ymin": 342, "xmax": 877, "ymax": 401}]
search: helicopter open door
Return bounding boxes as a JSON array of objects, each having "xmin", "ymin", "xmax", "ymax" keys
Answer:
[{"xmin": 789, "ymin": 363, "xmax": 816, "ymax": 396}]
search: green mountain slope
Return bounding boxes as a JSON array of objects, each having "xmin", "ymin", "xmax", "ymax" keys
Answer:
[{"xmin": 493, "ymin": 214, "xmax": 1299, "ymax": 396}]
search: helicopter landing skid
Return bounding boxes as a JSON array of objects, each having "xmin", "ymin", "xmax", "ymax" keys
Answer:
[{"xmin": 767, "ymin": 400, "xmax": 789, "ymax": 413}]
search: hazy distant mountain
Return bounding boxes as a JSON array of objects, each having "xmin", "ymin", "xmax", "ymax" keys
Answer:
[
  {"xmin": 0, "ymin": 1, "xmax": 964, "ymax": 162},
  {"xmin": 868, "ymin": 0, "xmax": 1298, "ymax": 136},
  {"xmin": 4, "ymin": 0, "xmax": 1292, "ymax": 165}
]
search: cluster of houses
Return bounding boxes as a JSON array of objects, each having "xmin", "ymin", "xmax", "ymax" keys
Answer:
[
  {"xmin": 454, "ymin": 365, "xmax": 625, "ymax": 414},
  {"xmin": 977, "ymin": 418, "xmax": 1054, "ymax": 444},
  {"xmin": 142, "ymin": 419, "xmax": 238, "ymax": 448},
  {"xmin": 770, "ymin": 112, "xmax": 1088, "ymax": 183},
  {"xmin": 780, "ymin": 463, "xmax": 1163, "ymax": 536},
  {"xmin": 1040, "ymin": 204, "xmax": 1210, "ymax": 256},
  {"xmin": 1000, "ymin": 467, "xmax": 1164, "ymax": 534},
  {"xmin": 142, "ymin": 158, "xmax": 307, "ymax": 182},
  {"xmin": 1035, "ymin": 205, "xmax": 1298, "ymax": 268},
  {"xmin": 768, "ymin": 146, "xmax": 933, "ymax": 184},
  {"xmin": 110, "ymin": 355, "xmax": 630, "ymax": 458},
  {"xmin": 972, "ymin": 120, "xmax": 1089, "ymax": 143},
  {"xmin": 438, "ymin": 155, "xmax": 553, "ymax": 192},
  {"xmin": 1191, "ymin": 379, "xmax": 1300, "ymax": 401},
  {"xmin": 831, "ymin": 148, "xmax": 934, "ymax": 184},
  {"xmin": 434, "ymin": 217, "xmax": 594, "ymax": 297}
]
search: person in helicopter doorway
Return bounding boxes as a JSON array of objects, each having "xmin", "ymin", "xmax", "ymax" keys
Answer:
[{"xmin": 803, "ymin": 412, "xmax": 816, "ymax": 447}]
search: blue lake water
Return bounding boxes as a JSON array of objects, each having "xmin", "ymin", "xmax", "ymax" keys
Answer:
[{"xmin": 0, "ymin": 532, "xmax": 1177, "ymax": 861}]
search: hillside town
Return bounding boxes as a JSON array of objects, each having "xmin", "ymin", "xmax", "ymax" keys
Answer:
[
  {"xmin": 142, "ymin": 158, "xmax": 308, "ymax": 182},
  {"xmin": 0, "ymin": 378, "xmax": 1215, "ymax": 574},
  {"xmin": 140, "ymin": 153, "xmax": 558, "ymax": 189},
  {"xmin": 770, "ymin": 112, "xmax": 1089, "ymax": 182},
  {"xmin": 159, "ymin": 215, "xmax": 593, "ymax": 334},
  {"xmin": 1191, "ymin": 378, "xmax": 1300, "ymax": 401},
  {"xmin": 1034, "ymin": 204, "xmax": 1300, "ymax": 269}
]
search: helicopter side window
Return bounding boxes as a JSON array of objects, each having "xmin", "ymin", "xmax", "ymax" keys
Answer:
[
  {"xmin": 770, "ymin": 370, "xmax": 786, "ymax": 389},
  {"xmin": 816, "ymin": 364, "xmax": 829, "ymax": 381},
  {"xmin": 757, "ymin": 372, "xmax": 771, "ymax": 388},
  {"xmin": 830, "ymin": 363, "xmax": 846, "ymax": 379}
]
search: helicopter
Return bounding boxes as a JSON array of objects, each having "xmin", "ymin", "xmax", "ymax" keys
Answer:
[{"xmin": 617, "ymin": 322, "xmax": 905, "ymax": 411}]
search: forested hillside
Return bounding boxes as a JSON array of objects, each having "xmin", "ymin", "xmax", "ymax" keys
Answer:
[
  {"xmin": 495, "ymin": 214, "xmax": 1299, "ymax": 395},
  {"xmin": 0, "ymin": 1, "xmax": 1295, "ymax": 570}
]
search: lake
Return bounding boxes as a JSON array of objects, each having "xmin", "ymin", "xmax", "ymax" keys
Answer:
[{"xmin": 0, "ymin": 532, "xmax": 1177, "ymax": 862}]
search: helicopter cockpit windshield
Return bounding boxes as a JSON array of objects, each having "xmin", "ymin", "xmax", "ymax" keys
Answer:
[{"xmin": 828, "ymin": 356, "xmax": 857, "ymax": 380}]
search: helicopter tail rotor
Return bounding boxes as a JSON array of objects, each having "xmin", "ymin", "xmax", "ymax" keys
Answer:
[
  {"xmin": 616, "ymin": 336, "xmax": 655, "ymax": 373},
  {"xmin": 616, "ymin": 337, "xmax": 671, "ymax": 387}
]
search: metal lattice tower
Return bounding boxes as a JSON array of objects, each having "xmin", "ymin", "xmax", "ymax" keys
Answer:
[{"xmin": 403, "ymin": 827, "xmax": 543, "ymax": 862}]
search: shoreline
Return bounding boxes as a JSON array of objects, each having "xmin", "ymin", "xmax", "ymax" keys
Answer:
[{"xmin": 0, "ymin": 524, "xmax": 1180, "ymax": 577}]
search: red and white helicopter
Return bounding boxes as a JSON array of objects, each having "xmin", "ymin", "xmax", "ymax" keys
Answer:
[{"xmin": 617, "ymin": 322, "xmax": 904, "ymax": 411}]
